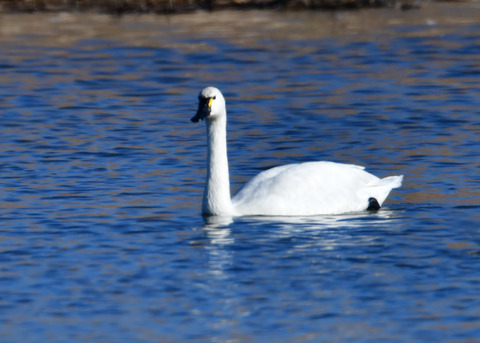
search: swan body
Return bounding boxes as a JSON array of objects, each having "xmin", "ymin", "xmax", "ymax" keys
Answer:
[{"xmin": 191, "ymin": 87, "xmax": 403, "ymax": 217}]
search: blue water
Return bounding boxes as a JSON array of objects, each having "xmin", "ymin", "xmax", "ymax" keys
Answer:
[{"xmin": 0, "ymin": 6, "xmax": 479, "ymax": 342}]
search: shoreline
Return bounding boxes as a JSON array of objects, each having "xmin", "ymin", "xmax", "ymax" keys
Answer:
[
  {"xmin": 0, "ymin": 0, "xmax": 432, "ymax": 14},
  {"xmin": 1, "ymin": 1, "xmax": 479, "ymax": 48}
]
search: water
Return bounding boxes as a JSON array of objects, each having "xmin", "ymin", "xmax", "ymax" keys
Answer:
[{"xmin": 0, "ymin": 3, "xmax": 479, "ymax": 342}]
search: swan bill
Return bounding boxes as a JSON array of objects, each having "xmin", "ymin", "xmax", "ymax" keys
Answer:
[{"xmin": 191, "ymin": 96, "xmax": 213, "ymax": 123}]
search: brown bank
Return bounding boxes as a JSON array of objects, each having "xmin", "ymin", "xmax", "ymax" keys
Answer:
[{"xmin": 0, "ymin": 0, "xmax": 433, "ymax": 14}]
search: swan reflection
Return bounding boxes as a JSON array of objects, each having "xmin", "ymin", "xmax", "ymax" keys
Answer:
[
  {"xmin": 195, "ymin": 208, "xmax": 401, "ymax": 278},
  {"xmin": 200, "ymin": 207, "xmax": 398, "ymax": 229},
  {"xmin": 202, "ymin": 215, "xmax": 234, "ymax": 228},
  {"xmin": 242, "ymin": 207, "xmax": 398, "ymax": 228}
]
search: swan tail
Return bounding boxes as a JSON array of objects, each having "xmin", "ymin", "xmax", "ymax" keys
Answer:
[
  {"xmin": 366, "ymin": 175, "xmax": 403, "ymax": 207},
  {"xmin": 374, "ymin": 175, "xmax": 403, "ymax": 189}
]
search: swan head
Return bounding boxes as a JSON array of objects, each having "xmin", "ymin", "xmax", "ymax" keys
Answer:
[{"xmin": 191, "ymin": 87, "xmax": 226, "ymax": 123}]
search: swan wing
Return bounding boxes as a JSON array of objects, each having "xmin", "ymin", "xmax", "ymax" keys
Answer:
[{"xmin": 232, "ymin": 161, "xmax": 401, "ymax": 216}]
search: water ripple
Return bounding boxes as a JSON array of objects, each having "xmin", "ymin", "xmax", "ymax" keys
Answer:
[{"xmin": 1, "ymin": 6, "xmax": 480, "ymax": 343}]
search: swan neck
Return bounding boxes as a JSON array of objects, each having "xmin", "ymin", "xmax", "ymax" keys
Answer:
[{"xmin": 203, "ymin": 115, "xmax": 233, "ymax": 215}]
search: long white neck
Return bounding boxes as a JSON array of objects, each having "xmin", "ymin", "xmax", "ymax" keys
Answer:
[{"xmin": 202, "ymin": 114, "xmax": 233, "ymax": 216}]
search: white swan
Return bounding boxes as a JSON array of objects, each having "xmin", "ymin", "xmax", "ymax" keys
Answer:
[{"xmin": 191, "ymin": 86, "xmax": 403, "ymax": 217}]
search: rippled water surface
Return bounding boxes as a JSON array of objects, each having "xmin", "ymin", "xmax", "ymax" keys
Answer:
[{"xmin": 1, "ymin": 3, "xmax": 480, "ymax": 342}]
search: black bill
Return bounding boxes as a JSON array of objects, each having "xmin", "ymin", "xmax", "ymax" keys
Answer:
[{"xmin": 191, "ymin": 97, "xmax": 212, "ymax": 123}]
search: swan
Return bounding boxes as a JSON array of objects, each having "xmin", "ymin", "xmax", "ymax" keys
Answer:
[{"xmin": 191, "ymin": 86, "xmax": 403, "ymax": 216}]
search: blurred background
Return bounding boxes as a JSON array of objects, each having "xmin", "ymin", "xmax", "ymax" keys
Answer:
[
  {"xmin": 0, "ymin": 0, "xmax": 424, "ymax": 13},
  {"xmin": 0, "ymin": 1, "xmax": 479, "ymax": 342}
]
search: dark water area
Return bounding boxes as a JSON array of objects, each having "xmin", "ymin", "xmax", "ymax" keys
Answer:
[{"xmin": 0, "ymin": 3, "xmax": 479, "ymax": 342}]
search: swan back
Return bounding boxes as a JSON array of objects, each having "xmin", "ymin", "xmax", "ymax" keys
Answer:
[{"xmin": 232, "ymin": 162, "xmax": 402, "ymax": 216}]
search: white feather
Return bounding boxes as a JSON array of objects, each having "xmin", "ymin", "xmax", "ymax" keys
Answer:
[{"xmin": 192, "ymin": 87, "xmax": 403, "ymax": 217}]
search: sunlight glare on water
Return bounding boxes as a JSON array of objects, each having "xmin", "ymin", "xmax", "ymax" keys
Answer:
[{"xmin": 0, "ymin": 3, "xmax": 479, "ymax": 342}]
